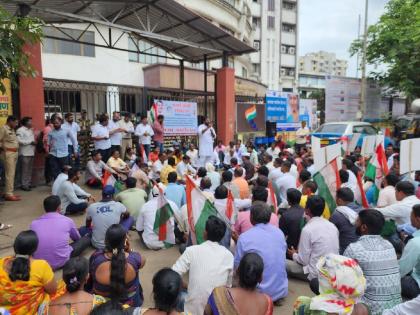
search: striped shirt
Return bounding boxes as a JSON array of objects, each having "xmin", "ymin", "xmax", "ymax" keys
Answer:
[{"xmin": 344, "ymin": 235, "xmax": 402, "ymax": 315}]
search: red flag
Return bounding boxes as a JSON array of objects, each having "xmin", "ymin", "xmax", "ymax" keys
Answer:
[
  {"xmin": 356, "ymin": 171, "xmax": 369, "ymax": 208},
  {"xmin": 226, "ymin": 190, "xmax": 234, "ymax": 220}
]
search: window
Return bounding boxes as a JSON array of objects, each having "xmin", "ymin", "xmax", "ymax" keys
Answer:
[
  {"xmin": 252, "ymin": 63, "xmax": 260, "ymax": 75},
  {"xmin": 44, "ymin": 89, "xmax": 82, "ymax": 113},
  {"xmin": 353, "ymin": 125, "xmax": 377, "ymax": 135},
  {"xmin": 283, "ymin": 1, "xmax": 296, "ymax": 10},
  {"xmin": 282, "ymin": 24, "xmax": 296, "ymax": 33},
  {"xmin": 267, "ymin": 16, "xmax": 275, "ymax": 29},
  {"xmin": 129, "ymin": 38, "xmax": 167, "ymax": 64},
  {"xmin": 268, "ymin": 0, "xmax": 275, "ymax": 11},
  {"xmin": 120, "ymin": 93, "xmax": 136, "ymax": 113},
  {"xmin": 253, "ymin": 40, "xmax": 260, "ymax": 50},
  {"xmin": 252, "ymin": 17, "xmax": 261, "ymax": 29},
  {"xmin": 316, "ymin": 124, "xmax": 347, "ymax": 134},
  {"xmin": 242, "ymin": 67, "xmax": 248, "ymax": 78},
  {"xmin": 42, "ymin": 27, "xmax": 95, "ymax": 57}
]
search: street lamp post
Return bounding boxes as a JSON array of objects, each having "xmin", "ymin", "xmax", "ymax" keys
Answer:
[{"xmin": 360, "ymin": 0, "xmax": 369, "ymax": 119}]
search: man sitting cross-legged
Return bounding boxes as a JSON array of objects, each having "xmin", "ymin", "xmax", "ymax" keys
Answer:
[{"xmin": 30, "ymin": 196, "xmax": 91, "ymax": 270}]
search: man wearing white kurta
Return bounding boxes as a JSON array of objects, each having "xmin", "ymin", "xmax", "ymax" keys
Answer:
[
  {"xmin": 135, "ymin": 116, "xmax": 154, "ymax": 159},
  {"xmin": 198, "ymin": 117, "xmax": 216, "ymax": 167}
]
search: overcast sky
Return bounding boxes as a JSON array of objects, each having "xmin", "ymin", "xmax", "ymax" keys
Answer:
[{"xmin": 299, "ymin": 0, "xmax": 389, "ymax": 78}]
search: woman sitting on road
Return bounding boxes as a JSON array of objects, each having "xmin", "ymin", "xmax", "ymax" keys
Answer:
[
  {"xmin": 205, "ymin": 252, "xmax": 273, "ymax": 315},
  {"xmin": 0, "ymin": 230, "xmax": 58, "ymax": 315},
  {"xmin": 88, "ymin": 224, "xmax": 145, "ymax": 307},
  {"xmin": 132, "ymin": 268, "xmax": 191, "ymax": 315},
  {"xmin": 44, "ymin": 257, "xmax": 105, "ymax": 315}
]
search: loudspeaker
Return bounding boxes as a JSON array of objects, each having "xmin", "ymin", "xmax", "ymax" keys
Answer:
[{"xmin": 266, "ymin": 121, "xmax": 277, "ymax": 137}]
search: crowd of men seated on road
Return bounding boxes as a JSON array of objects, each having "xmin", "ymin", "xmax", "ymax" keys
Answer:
[{"xmin": 2, "ymin": 115, "xmax": 420, "ymax": 314}]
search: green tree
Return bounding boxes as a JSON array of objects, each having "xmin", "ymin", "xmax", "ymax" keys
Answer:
[
  {"xmin": 350, "ymin": 0, "xmax": 420, "ymax": 98},
  {"xmin": 0, "ymin": 5, "xmax": 43, "ymax": 93}
]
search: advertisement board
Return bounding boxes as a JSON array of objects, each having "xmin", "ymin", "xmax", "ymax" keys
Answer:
[
  {"xmin": 325, "ymin": 76, "xmax": 360, "ymax": 122},
  {"xmin": 0, "ymin": 79, "xmax": 13, "ymax": 126},
  {"xmin": 299, "ymin": 99, "xmax": 317, "ymax": 129},
  {"xmin": 266, "ymin": 90, "xmax": 300, "ymax": 131},
  {"xmin": 153, "ymin": 100, "xmax": 198, "ymax": 135},
  {"xmin": 236, "ymin": 103, "xmax": 266, "ymax": 133}
]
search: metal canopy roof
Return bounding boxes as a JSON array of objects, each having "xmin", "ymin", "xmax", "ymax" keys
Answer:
[{"xmin": 1, "ymin": 0, "xmax": 255, "ymax": 62}]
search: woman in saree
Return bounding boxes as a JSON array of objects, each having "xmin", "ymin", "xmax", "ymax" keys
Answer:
[
  {"xmin": 293, "ymin": 254, "xmax": 370, "ymax": 315},
  {"xmin": 0, "ymin": 230, "xmax": 58, "ymax": 315},
  {"xmin": 41, "ymin": 257, "xmax": 105, "ymax": 315},
  {"xmin": 204, "ymin": 252, "xmax": 273, "ymax": 315}
]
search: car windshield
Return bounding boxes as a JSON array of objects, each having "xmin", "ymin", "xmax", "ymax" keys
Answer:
[
  {"xmin": 315, "ymin": 124, "xmax": 347, "ymax": 134},
  {"xmin": 395, "ymin": 118, "xmax": 411, "ymax": 129}
]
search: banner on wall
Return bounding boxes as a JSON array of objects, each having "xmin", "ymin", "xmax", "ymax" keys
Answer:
[
  {"xmin": 236, "ymin": 103, "xmax": 266, "ymax": 133},
  {"xmin": 325, "ymin": 76, "xmax": 360, "ymax": 122},
  {"xmin": 299, "ymin": 99, "xmax": 317, "ymax": 129},
  {"xmin": 153, "ymin": 100, "xmax": 198, "ymax": 135},
  {"xmin": 265, "ymin": 90, "xmax": 300, "ymax": 131},
  {"xmin": 0, "ymin": 79, "xmax": 13, "ymax": 126}
]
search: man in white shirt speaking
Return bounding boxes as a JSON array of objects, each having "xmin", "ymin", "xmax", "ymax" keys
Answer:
[
  {"xmin": 295, "ymin": 120, "xmax": 309, "ymax": 153},
  {"xmin": 198, "ymin": 117, "xmax": 216, "ymax": 167}
]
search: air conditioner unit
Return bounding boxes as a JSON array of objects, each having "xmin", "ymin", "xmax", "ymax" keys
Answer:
[
  {"xmin": 289, "ymin": 47, "xmax": 295, "ymax": 54},
  {"xmin": 281, "ymin": 46, "xmax": 287, "ymax": 53},
  {"xmin": 280, "ymin": 68, "xmax": 286, "ymax": 76},
  {"xmin": 253, "ymin": 41, "xmax": 260, "ymax": 50}
]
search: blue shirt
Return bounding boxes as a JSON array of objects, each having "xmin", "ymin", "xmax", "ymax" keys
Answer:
[
  {"xmin": 399, "ymin": 229, "xmax": 420, "ymax": 287},
  {"xmin": 234, "ymin": 223, "xmax": 288, "ymax": 300},
  {"xmin": 164, "ymin": 183, "xmax": 186, "ymax": 209},
  {"xmin": 48, "ymin": 127, "xmax": 77, "ymax": 158}
]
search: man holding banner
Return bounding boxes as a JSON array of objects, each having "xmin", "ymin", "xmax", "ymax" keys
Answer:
[{"xmin": 198, "ymin": 117, "xmax": 216, "ymax": 167}]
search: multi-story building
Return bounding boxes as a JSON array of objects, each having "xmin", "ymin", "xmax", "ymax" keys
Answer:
[
  {"xmin": 249, "ymin": 0, "xmax": 299, "ymax": 92},
  {"xmin": 299, "ymin": 51, "xmax": 348, "ymax": 76}
]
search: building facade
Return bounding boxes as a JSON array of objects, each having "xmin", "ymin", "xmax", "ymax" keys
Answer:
[
  {"xmin": 249, "ymin": 0, "xmax": 299, "ymax": 92},
  {"xmin": 298, "ymin": 51, "xmax": 348, "ymax": 76}
]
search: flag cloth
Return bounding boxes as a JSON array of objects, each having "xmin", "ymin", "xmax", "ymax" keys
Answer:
[
  {"xmin": 245, "ymin": 105, "xmax": 257, "ymax": 121},
  {"xmin": 186, "ymin": 175, "xmax": 218, "ymax": 244},
  {"xmin": 139, "ymin": 143, "xmax": 148, "ymax": 163},
  {"xmin": 365, "ymin": 143, "xmax": 389, "ymax": 204},
  {"xmin": 268, "ymin": 180, "xmax": 278, "ymax": 214},
  {"xmin": 102, "ymin": 170, "xmax": 116, "ymax": 187},
  {"xmin": 226, "ymin": 190, "xmax": 234, "ymax": 221},
  {"xmin": 153, "ymin": 189, "xmax": 175, "ymax": 245},
  {"xmin": 148, "ymin": 102, "xmax": 158, "ymax": 124},
  {"xmin": 356, "ymin": 171, "xmax": 369, "ymax": 208},
  {"xmin": 313, "ymin": 158, "xmax": 341, "ymax": 212}
]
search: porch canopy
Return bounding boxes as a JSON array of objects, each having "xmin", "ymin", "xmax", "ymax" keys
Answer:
[{"xmin": 2, "ymin": 0, "xmax": 255, "ymax": 62}]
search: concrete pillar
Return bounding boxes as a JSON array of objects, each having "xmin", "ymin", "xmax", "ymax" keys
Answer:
[
  {"xmin": 19, "ymin": 43, "xmax": 45, "ymax": 185},
  {"xmin": 19, "ymin": 43, "xmax": 45, "ymax": 130},
  {"xmin": 216, "ymin": 67, "xmax": 235, "ymax": 144}
]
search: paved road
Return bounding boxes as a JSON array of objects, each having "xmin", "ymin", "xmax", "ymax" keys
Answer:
[{"xmin": 0, "ymin": 183, "xmax": 312, "ymax": 314}]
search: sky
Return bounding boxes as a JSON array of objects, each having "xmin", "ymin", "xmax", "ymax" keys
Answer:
[{"xmin": 299, "ymin": 0, "xmax": 389, "ymax": 78}]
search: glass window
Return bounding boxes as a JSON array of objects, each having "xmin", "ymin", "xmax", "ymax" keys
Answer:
[
  {"xmin": 42, "ymin": 26, "xmax": 95, "ymax": 57},
  {"xmin": 268, "ymin": 0, "xmax": 275, "ymax": 11},
  {"xmin": 363, "ymin": 126, "xmax": 378, "ymax": 135},
  {"xmin": 267, "ymin": 16, "xmax": 275, "ymax": 29},
  {"xmin": 129, "ymin": 39, "xmax": 167, "ymax": 64}
]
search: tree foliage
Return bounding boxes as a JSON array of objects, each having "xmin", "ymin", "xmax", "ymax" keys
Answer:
[
  {"xmin": 349, "ymin": 0, "xmax": 420, "ymax": 98},
  {"xmin": 0, "ymin": 5, "xmax": 43, "ymax": 93}
]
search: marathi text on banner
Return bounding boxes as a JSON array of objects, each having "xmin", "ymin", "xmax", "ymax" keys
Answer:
[
  {"xmin": 153, "ymin": 100, "xmax": 198, "ymax": 135},
  {"xmin": 0, "ymin": 79, "xmax": 13, "ymax": 127}
]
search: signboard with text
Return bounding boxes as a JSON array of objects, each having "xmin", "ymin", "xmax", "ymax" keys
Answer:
[
  {"xmin": 325, "ymin": 76, "xmax": 360, "ymax": 122},
  {"xmin": 153, "ymin": 100, "xmax": 198, "ymax": 135},
  {"xmin": 266, "ymin": 90, "xmax": 300, "ymax": 131},
  {"xmin": 0, "ymin": 79, "xmax": 13, "ymax": 126}
]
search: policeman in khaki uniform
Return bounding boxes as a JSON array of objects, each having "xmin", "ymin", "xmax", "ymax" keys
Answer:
[{"xmin": 0, "ymin": 116, "xmax": 20, "ymax": 201}]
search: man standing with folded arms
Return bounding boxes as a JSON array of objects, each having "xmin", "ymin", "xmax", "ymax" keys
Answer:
[{"xmin": 0, "ymin": 116, "xmax": 20, "ymax": 201}]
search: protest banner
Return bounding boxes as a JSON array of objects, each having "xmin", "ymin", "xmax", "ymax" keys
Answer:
[
  {"xmin": 400, "ymin": 138, "xmax": 420, "ymax": 175},
  {"xmin": 361, "ymin": 135, "xmax": 376, "ymax": 157},
  {"xmin": 153, "ymin": 100, "xmax": 198, "ymax": 135},
  {"xmin": 311, "ymin": 136, "xmax": 321, "ymax": 152},
  {"xmin": 314, "ymin": 143, "xmax": 342, "ymax": 173}
]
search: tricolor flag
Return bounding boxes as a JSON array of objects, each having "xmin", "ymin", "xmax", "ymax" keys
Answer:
[
  {"xmin": 186, "ymin": 175, "xmax": 219, "ymax": 244},
  {"xmin": 102, "ymin": 170, "xmax": 116, "ymax": 187},
  {"xmin": 139, "ymin": 143, "xmax": 148, "ymax": 163},
  {"xmin": 313, "ymin": 158, "xmax": 341, "ymax": 212},
  {"xmin": 244, "ymin": 105, "xmax": 258, "ymax": 130},
  {"xmin": 226, "ymin": 190, "xmax": 234, "ymax": 222},
  {"xmin": 365, "ymin": 142, "xmax": 389, "ymax": 204},
  {"xmin": 148, "ymin": 102, "xmax": 159, "ymax": 124},
  {"xmin": 268, "ymin": 180, "xmax": 278, "ymax": 214},
  {"xmin": 356, "ymin": 171, "xmax": 369, "ymax": 208},
  {"xmin": 153, "ymin": 187, "xmax": 176, "ymax": 246}
]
